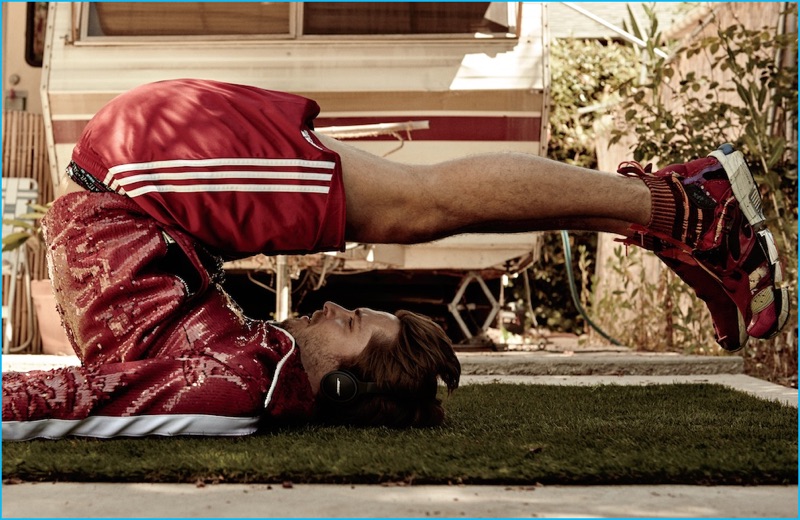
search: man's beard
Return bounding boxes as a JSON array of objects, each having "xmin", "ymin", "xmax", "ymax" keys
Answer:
[
  {"xmin": 289, "ymin": 325, "xmax": 340, "ymax": 378},
  {"xmin": 277, "ymin": 317, "xmax": 295, "ymax": 332},
  {"xmin": 278, "ymin": 310, "xmax": 323, "ymax": 334},
  {"xmin": 277, "ymin": 316, "xmax": 305, "ymax": 335}
]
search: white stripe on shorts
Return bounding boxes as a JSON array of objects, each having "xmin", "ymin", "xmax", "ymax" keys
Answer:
[
  {"xmin": 107, "ymin": 157, "xmax": 336, "ymax": 175},
  {"xmin": 125, "ymin": 183, "xmax": 330, "ymax": 198}
]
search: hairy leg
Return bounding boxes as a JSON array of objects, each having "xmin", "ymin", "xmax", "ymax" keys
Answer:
[{"xmin": 315, "ymin": 133, "xmax": 649, "ymax": 244}]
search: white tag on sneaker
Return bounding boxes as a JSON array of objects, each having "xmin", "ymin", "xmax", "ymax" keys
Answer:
[{"xmin": 758, "ymin": 229, "xmax": 780, "ymax": 265}]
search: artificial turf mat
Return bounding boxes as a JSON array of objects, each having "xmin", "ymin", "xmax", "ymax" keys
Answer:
[{"xmin": 2, "ymin": 383, "xmax": 797, "ymax": 485}]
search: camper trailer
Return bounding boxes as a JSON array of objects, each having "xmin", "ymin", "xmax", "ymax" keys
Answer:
[{"xmin": 10, "ymin": 2, "xmax": 550, "ymax": 347}]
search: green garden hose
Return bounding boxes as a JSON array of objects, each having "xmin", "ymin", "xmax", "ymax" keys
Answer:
[{"xmin": 559, "ymin": 230, "xmax": 623, "ymax": 346}]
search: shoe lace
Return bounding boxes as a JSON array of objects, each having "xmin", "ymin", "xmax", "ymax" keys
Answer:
[{"xmin": 616, "ymin": 160, "xmax": 653, "ymax": 177}]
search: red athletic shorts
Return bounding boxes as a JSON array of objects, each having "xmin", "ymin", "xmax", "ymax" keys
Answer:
[{"xmin": 71, "ymin": 79, "xmax": 347, "ymax": 256}]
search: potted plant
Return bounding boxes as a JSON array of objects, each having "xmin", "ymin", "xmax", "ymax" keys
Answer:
[{"xmin": 2, "ymin": 202, "xmax": 72, "ymax": 355}]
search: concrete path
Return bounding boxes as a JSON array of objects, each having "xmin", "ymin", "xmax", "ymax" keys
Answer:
[
  {"xmin": 461, "ymin": 374, "xmax": 798, "ymax": 407},
  {"xmin": 2, "ymin": 350, "xmax": 797, "ymax": 518},
  {"xmin": 2, "ymin": 482, "xmax": 798, "ymax": 518}
]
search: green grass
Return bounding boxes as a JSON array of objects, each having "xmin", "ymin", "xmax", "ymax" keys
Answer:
[{"xmin": 3, "ymin": 384, "xmax": 797, "ymax": 485}]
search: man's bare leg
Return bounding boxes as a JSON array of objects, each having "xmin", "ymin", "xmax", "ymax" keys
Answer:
[
  {"xmin": 314, "ymin": 133, "xmax": 649, "ymax": 244},
  {"xmin": 316, "ymin": 134, "xmax": 790, "ymax": 352}
]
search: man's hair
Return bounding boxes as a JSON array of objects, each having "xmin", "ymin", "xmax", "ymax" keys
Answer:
[{"xmin": 312, "ymin": 310, "xmax": 461, "ymax": 428}]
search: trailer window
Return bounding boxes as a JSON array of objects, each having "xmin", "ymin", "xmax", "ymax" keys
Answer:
[
  {"xmin": 84, "ymin": 2, "xmax": 516, "ymax": 39},
  {"xmin": 26, "ymin": 2, "xmax": 48, "ymax": 66},
  {"xmin": 303, "ymin": 3, "xmax": 510, "ymax": 36},
  {"xmin": 87, "ymin": 3, "xmax": 291, "ymax": 37}
]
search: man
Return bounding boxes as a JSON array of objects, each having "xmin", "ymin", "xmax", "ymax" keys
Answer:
[{"xmin": 2, "ymin": 79, "xmax": 788, "ymax": 440}]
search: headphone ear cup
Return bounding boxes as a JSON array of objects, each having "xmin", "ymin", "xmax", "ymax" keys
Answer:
[
  {"xmin": 319, "ymin": 370, "xmax": 381, "ymax": 404},
  {"xmin": 320, "ymin": 370, "xmax": 360, "ymax": 403}
]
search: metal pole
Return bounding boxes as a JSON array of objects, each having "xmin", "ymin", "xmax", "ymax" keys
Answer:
[{"xmin": 275, "ymin": 255, "xmax": 291, "ymax": 322}]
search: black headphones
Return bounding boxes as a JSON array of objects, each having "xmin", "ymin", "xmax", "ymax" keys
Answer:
[{"xmin": 319, "ymin": 370, "xmax": 381, "ymax": 404}]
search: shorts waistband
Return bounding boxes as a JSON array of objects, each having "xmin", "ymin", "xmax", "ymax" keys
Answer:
[{"xmin": 66, "ymin": 162, "xmax": 114, "ymax": 193}]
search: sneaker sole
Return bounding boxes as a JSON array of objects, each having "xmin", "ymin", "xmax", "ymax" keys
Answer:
[{"xmin": 708, "ymin": 144, "xmax": 790, "ymax": 338}]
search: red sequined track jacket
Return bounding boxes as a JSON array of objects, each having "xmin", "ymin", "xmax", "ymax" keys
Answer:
[{"xmin": 2, "ymin": 192, "xmax": 316, "ymax": 441}]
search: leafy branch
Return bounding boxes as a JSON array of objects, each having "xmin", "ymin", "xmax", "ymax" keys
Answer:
[{"xmin": 2, "ymin": 202, "xmax": 51, "ymax": 252}]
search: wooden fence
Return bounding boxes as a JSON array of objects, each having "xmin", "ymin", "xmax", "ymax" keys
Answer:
[{"xmin": 3, "ymin": 110, "xmax": 54, "ymax": 353}]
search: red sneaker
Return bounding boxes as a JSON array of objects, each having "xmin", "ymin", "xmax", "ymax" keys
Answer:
[
  {"xmin": 618, "ymin": 144, "xmax": 789, "ymax": 346},
  {"xmin": 658, "ymin": 243, "xmax": 749, "ymax": 351}
]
